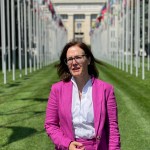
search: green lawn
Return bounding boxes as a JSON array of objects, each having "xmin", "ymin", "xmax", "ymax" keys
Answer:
[
  {"xmin": 0, "ymin": 63, "xmax": 58, "ymax": 150},
  {"xmin": 97, "ymin": 63, "xmax": 150, "ymax": 150},
  {"xmin": 0, "ymin": 62, "xmax": 150, "ymax": 150}
]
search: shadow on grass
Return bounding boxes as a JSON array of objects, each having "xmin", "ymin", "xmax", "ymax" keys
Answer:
[
  {"xmin": 0, "ymin": 110, "xmax": 45, "ymax": 116},
  {"xmin": 0, "ymin": 97, "xmax": 48, "ymax": 105},
  {"xmin": 21, "ymin": 98, "xmax": 48, "ymax": 102},
  {"xmin": 7, "ymin": 82, "xmax": 21, "ymax": 88},
  {"xmin": 0, "ymin": 109, "xmax": 45, "ymax": 127},
  {"xmin": 24, "ymin": 77, "xmax": 30, "ymax": 80},
  {"xmin": 1, "ymin": 126, "xmax": 37, "ymax": 147}
]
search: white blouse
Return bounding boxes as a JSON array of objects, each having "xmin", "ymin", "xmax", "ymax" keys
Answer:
[{"xmin": 71, "ymin": 77, "xmax": 95, "ymax": 139}]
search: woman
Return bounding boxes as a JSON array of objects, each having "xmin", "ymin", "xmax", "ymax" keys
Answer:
[{"xmin": 44, "ymin": 41, "xmax": 121, "ymax": 150}]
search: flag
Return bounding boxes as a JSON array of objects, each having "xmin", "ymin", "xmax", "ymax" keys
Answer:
[
  {"xmin": 57, "ymin": 18, "xmax": 64, "ymax": 27},
  {"xmin": 45, "ymin": 0, "xmax": 56, "ymax": 19},
  {"xmin": 122, "ymin": 0, "xmax": 127, "ymax": 8},
  {"xmin": 96, "ymin": 3, "xmax": 107, "ymax": 23},
  {"xmin": 49, "ymin": 1, "xmax": 56, "ymax": 18}
]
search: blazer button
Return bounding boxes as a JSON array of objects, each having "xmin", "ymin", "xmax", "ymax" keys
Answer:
[{"xmin": 96, "ymin": 136, "xmax": 101, "ymax": 140}]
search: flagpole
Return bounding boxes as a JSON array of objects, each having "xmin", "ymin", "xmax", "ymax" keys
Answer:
[
  {"xmin": 17, "ymin": 0, "xmax": 22, "ymax": 78},
  {"xmin": 122, "ymin": 0, "xmax": 125, "ymax": 71},
  {"xmin": 7, "ymin": 0, "xmax": 11, "ymax": 72},
  {"xmin": 24, "ymin": 0, "xmax": 28, "ymax": 75},
  {"xmin": 126, "ymin": 0, "xmax": 129, "ymax": 72},
  {"xmin": 38, "ymin": 10, "xmax": 41, "ymax": 69},
  {"xmin": 117, "ymin": 2, "xmax": 119, "ymax": 69},
  {"xmin": 148, "ymin": 0, "xmax": 150, "ymax": 71},
  {"xmin": 107, "ymin": 0, "xmax": 110, "ymax": 66},
  {"xmin": 40, "ymin": 7, "xmax": 42, "ymax": 68},
  {"xmin": 119, "ymin": 0, "xmax": 122, "ymax": 69},
  {"xmin": 11, "ymin": 0, "xmax": 16, "ymax": 81},
  {"xmin": 36, "ymin": 1, "xmax": 39, "ymax": 70},
  {"xmin": 44, "ymin": 19, "xmax": 47, "ymax": 66},
  {"xmin": 21, "ymin": 2, "xmax": 24, "ymax": 73},
  {"xmin": 142, "ymin": 0, "xmax": 145, "ymax": 79},
  {"xmin": 1, "ymin": 0, "xmax": 7, "ymax": 84},
  {"xmin": 28, "ymin": 0, "xmax": 32, "ymax": 73},
  {"xmin": 136, "ymin": 0, "xmax": 140, "ymax": 77},
  {"xmin": 33, "ymin": 1, "xmax": 36, "ymax": 71},
  {"xmin": 46, "ymin": 21, "xmax": 48, "ymax": 66},
  {"xmin": 135, "ymin": 0, "xmax": 137, "ymax": 77},
  {"xmin": 130, "ymin": 0, "xmax": 133, "ymax": 75},
  {"xmin": 1, "ymin": 0, "xmax": 4, "ymax": 74}
]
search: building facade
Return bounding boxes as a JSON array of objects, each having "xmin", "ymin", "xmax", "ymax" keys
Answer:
[{"xmin": 52, "ymin": 0, "xmax": 106, "ymax": 45}]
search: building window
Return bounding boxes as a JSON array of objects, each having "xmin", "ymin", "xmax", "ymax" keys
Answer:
[
  {"xmin": 91, "ymin": 14, "xmax": 97, "ymax": 20},
  {"xmin": 74, "ymin": 14, "xmax": 85, "ymax": 20},
  {"xmin": 60, "ymin": 14, "xmax": 68, "ymax": 20}
]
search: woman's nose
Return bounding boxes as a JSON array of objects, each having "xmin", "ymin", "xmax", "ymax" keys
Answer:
[{"xmin": 72, "ymin": 58, "xmax": 77, "ymax": 64}]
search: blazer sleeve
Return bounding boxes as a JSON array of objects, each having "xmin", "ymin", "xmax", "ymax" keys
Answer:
[
  {"xmin": 44, "ymin": 84, "xmax": 72, "ymax": 149},
  {"xmin": 106, "ymin": 85, "xmax": 121, "ymax": 150}
]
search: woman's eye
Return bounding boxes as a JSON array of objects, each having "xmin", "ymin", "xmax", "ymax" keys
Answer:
[
  {"xmin": 67, "ymin": 58, "xmax": 73, "ymax": 61},
  {"xmin": 75, "ymin": 56, "xmax": 82, "ymax": 59}
]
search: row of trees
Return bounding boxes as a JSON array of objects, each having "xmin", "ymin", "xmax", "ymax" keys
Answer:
[{"xmin": 0, "ymin": 0, "xmax": 67, "ymax": 84}]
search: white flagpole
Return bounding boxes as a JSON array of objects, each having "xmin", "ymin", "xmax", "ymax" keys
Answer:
[
  {"xmin": 28, "ymin": 0, "xmax": 32, "ymax": 73},
  {"xmin": 44, "ymin": 19, "xmax": 47, "ymax": 66},
  {"xmin": 45, "ymin": 21, "xmax": 47, "ymax": 66},
  {"xmin": 119, "ymin": 0, "xmax": 122, "ymax": 69},
  {"xmin": 142, "ymin": 0, "xmax": 145, "ymax": 79},
  {"xmin": 11, "ymin": 0, "xmax": 16, "ymax": 81},
  {"xmin": 39, "ymin": 10, "xmax": 42, "ymax": 69},
  {"xmin": 42, "ymin": 12, "xmax": 45, "ymax": 67},
  {"xmin": 107, "ymin": 0, "xmax": 110, "ymax": 66},
  {"xmin": 21, "ymin": 2, "xmax": 24, "ymax": 72},
  {"xmin": 33, "ymin": 2, "xmax": 36, "ymax": 71},
  {"xmin": 7, "ymin": 0, "xmax": 11, "ymax": 72},
  {"xmin": 17, "ymin": 0, "xmax": 22, "ymax": 78},
  {"xmin": 1, "ymin": 0, "xmax": 7, "ymax": 84},
  {"xmin": 39, "ymin": 3, "xmax": 41, "ymax": 69},
  {"xmin": 130, "ymin": 0, "xmax": 133, "ymax": 75},
  {"xmin": 148, "ymin": 0, "xmax": 150, "ymax": 71},
  {"xmin": 126, "ymin": 0, "xmax": 129, "ymax": 72},
  {"xmin": 36, "ymin": 2, "xmax": 39, "ymax": 70},
  {"xmin": 24, "ymin": 0, "xmax": 28, "ymax": 75},
  {"xmin": 1, "ymin": 0, "xmax": 4, "ymax": 74},
  {"xmin": 122, "ymin": 1, "xmax": 125, "ymax": 71},
  {"xmin": 135, "ymin": 0, "xmax": 140, "ymax": 77},
  {"xmin": 117, "ymin": 3, "xmax": 119, "ymax": 69},
  {"xmin": 41, "ymin": 10, "xmax": 43, "ymax": 67},
  {"xmin": 42, "ymin": 16, "xmax": 45, "ymax": 67}
]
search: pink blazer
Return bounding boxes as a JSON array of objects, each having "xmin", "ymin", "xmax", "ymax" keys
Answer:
[{"xmin": 45, "ymin": 77, "xmax": 121, "ymax": 150}]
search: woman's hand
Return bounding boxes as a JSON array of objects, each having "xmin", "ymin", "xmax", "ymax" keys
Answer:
[{"xmin": 69, "ymin": 141, "xmax": 85, "ymax": 150}]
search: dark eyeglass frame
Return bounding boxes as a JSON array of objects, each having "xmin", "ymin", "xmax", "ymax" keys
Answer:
[{"xmin": 64, "ymin": 54, "xmax": 87, "ymax": 65}]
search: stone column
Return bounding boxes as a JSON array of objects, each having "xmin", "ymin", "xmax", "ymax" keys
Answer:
[
  {"xmin": 67, "ymin": 14, "xmax": 74, "ymax": 41},
  {"xmin": 84, "ymin": 14, "xmax": 91, "ymax": 45}
]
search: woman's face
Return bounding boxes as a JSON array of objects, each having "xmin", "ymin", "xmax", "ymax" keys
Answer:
[{"xmin": 66, "ymin": 45, "xmax": 90, "ymax": 78}]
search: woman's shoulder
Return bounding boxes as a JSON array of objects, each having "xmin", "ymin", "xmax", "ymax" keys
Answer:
[
  {"xmin": 94, "ymin": 78, "xmax": 113, "ymax": 89},
  {"xmin": 51, "ymin": 80, "xmax": 72, "ymax": 89}
]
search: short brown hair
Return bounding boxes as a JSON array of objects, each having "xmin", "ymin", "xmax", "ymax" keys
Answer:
[{"xmin": 57, "ymin": 40, "xmax": 100, "ymax": 82}]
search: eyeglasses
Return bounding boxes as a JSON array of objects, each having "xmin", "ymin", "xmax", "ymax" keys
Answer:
[{"xmin": 64, "ymin": 54, "xmax": 86, "ymax": 65}]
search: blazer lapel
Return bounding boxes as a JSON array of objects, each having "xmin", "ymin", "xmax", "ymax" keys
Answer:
[
  {"xmin": 62, "ymin": 81, "xmax": 74, "ymax": 139},
  {"xmin": 92, "ymin": 78, "xmax": 103, "ymax": 136}
]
